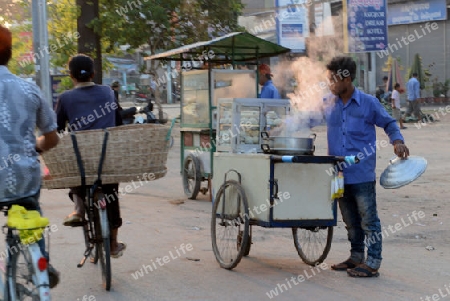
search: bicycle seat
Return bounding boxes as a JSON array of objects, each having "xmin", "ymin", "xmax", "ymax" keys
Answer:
[{"xmin": 0, "ymin": 196, "xmax": 41, "ymax": 216}]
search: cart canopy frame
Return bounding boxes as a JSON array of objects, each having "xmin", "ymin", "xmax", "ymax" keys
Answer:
[{"xmin": 144, "ymin": 32, "xmax": 291, "ymax": 63}]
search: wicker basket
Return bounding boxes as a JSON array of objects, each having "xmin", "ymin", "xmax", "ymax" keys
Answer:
[{"xmin": 41, "ymin": 123, "xmax": 171, "ymax": 189}]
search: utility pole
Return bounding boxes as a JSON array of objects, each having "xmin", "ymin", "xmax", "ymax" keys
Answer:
[
  {"xmin": 77, "ymin": 0, "xmax": 102, "ymax": 84},
  {"xmin": 32, "ymin": 0, "xmax": 52, "ymax": 106}
]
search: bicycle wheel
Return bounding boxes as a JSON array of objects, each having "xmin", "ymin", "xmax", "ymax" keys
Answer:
[
  {"xmin": 93, "ymin": 191, "xmax": 111, "ymax": 291},
  {"xmin": 211, "ymin": 180, "xmax": 249, "ymax": 270},
  {"xmin": 292, "ymin": 226, "xmax": 333, "ymax": 266},
  {"xmin": 10, "ymin": 245, "xmax": 47, "ymax": 300}
]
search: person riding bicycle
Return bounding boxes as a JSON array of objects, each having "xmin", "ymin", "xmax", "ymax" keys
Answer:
[
  {"xmin": 55, "ymin": 54, "xmax": 126, "ymax": 258},
  {"xmin": 0, "ymin": 25, "xmax": 60, "ymax": 288}
]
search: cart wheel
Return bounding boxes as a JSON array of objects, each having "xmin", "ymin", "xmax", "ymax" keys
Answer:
[
  {"xmin": 183, "ymin": 154, "xmax": 201, "ymax": 199},
  {"xmin": 211, "ymin": 180, "xmax": 249, "ymax": 269},
  {"xmin": 238, "ymin": 226, "xmax": 252, "ymax": 256},
  {"xmin": 292, "ymin": 226, "xmax": 333, "ymax": 266}
]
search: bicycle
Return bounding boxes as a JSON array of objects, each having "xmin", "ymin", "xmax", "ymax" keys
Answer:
[
  {"xmin": 0, "ymin": 204, "xmax": 51, "ymax": 300},
  {"xmin": 69, "ymin": 130, "xmax": 112, "ymax": 291}
]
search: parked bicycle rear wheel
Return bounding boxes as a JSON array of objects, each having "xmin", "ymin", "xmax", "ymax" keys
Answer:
[
  {"xmin": 93, "ymin": 191, "xmax": 111, "ymax": 291},
  {"xmin": 10, "ymin": 246, "xmax": 44, "ymax": 300}
]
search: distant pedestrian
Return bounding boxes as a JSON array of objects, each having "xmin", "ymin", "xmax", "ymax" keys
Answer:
[
  {"xmin": 258, "ymin": 64, "xmax": 280, "ymax": 99},
  {"xmin": 382, "ymin": 76, "xmax": 391, "ymax": 101},
  {"xmin": 406, "ymin": 73, "xmax": 421, "ymax": 120},
  {"xmin": 391, "ymin": 83, "xmax": 406, "ymax": 129}
]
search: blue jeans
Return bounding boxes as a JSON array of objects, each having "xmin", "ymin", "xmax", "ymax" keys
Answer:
[{"xmin": 338, "ymin": 181, "xmax": 382, "ymax": 270}]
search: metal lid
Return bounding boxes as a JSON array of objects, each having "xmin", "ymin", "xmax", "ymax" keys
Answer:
[{"xmin": 380, "ymin": 156, "xmax": 427, "ymax": 189}]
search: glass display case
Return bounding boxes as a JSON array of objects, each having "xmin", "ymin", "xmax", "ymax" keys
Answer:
[
  {"xmin": 181, "ymin": 69, "xmax": 257, "ymax": 127},
  {"xmin": 211, "ymin": 70, "xmax": 257, "ymax": 107},
  {"xmin": 216, "ymin": 98, "xmax": 290, "ymax": 153},
  {"xmin": 181, "ymin": 70, "xmax": 209, "ymax": 126},
  {"xmin": 216, "ymin": 99, "xmax": 233, "ymax": 151}
]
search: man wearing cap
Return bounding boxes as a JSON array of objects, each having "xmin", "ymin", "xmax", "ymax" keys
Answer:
[{"xmin": 258, "ymin": 63, "xmax": 280, "ymax": 99}]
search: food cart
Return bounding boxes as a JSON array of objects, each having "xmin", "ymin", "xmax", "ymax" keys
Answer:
[
  {"xmin": 209, "ymin": 95, "xmax": 359, "ymax": 269},
  {"xmin": 146, "ymin": 33, "xmax": 360, "ymax": 269},
  {"xmin": 145, "ymin": 32, "xmax": 290, "ymax": 200}
]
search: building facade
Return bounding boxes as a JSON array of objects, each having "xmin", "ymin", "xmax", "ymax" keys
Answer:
[{"xmin": 239, "ymin": 0, "xmax": 450, "ymax": 97}]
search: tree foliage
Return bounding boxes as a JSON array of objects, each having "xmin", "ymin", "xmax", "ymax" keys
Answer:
[
  {"xmin": 5, "ymin": 0, "xmax": 244, "ymax": 74},
  {"xmin": 8, "ymin": 23, "xmax": 34, "ymax": 76},
  {"xmin": 47, "ymin": 0, "xmax": 80, "ymax": 69},
  {"xmin": 96, "ymin": 0, "xmax": 244, "ymax": 70}
]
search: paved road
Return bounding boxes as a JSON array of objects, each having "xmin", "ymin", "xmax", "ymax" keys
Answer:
[{"xmin": 3, "ymin": 112, "xmax": 446, "ymax": 301}]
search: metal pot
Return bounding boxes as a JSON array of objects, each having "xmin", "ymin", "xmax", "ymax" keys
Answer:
[{"xmin": 260, "ymin": 132, "xmax": 316, "ymax": 155}]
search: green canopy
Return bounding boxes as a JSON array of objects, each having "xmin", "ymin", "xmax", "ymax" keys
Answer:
[{"xmin": 144, "ymin": 32, "xmax": 291, "ymax": 63}]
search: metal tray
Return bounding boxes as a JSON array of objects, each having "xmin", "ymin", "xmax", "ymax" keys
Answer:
[{"xmin": 380, "ymin": 156, "xmax": 427, "ymax": 189}]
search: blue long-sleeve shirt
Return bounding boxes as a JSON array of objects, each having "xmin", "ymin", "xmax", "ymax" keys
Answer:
[
  {"xmin": 260, "ymin": 80, "xmax": 280, "ymax": 99},
  {"xmin": 324, "ymin": 89, "xmax": 404, "ymax": 184},
  {"xmin": 406, "ymin": 77, "xmax": 420, "ymax": 101}
]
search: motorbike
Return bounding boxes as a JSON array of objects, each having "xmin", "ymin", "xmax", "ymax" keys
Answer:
[
  {"xmin": 138, "ymin": 101, "xmax": 168, "ymax": 124},
  {"xmin": 120, "ymin": 107, "xmax": 141, "ymax": 125},
  {"xmin": 120, "ymin": 101, "xmax": 168, "ymax": 125},
  {"xmin": 119, "ymin": 102, "xmax": 173, "ymax": 148}
]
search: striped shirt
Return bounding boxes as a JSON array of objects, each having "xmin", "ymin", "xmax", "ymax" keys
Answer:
[{"xmin": 0, "ymin": 66, "xmax": 57, "ymax": 202}]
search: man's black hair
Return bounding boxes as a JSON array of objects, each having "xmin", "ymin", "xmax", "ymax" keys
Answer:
[
  {"xmin": 383, "ymin": 76, "xmax": 388, "ymax": 81},
  {"xmin": 412, "ymin": 72, "xmax": 418, "ymax": 77},
  {"xmin": 394, "ymin": 83, "xmax": 400, "ymax": 88},
  {"xmin": 326, "ymin": 56, "xmax": 356, "ymax": 81},
  {"xmin": 68, "ymin": 54, "xmax": 94, "ymax": 82},
  {"xmin": 0, "ymin": 25, "xmax": 12, "ymax": 66}
]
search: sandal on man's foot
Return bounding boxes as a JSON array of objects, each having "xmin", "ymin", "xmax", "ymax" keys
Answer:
[
  {"xmin": 331, "ymin": 259, "xmax": 359, "ymax": 271},
  {"xmin": 63, "ymin": 212, "xmax": 83, "ymax": 227},
  {"xmin": 347, "ymin": 264, "xmax": 379, "ymax": 278},
  {"xmin": 111, "ymin": 242, "xmax": 127, "ymax": 258}
]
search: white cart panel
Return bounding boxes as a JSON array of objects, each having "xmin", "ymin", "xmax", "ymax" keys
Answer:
[
  {"xmin": 213, "ymin": 153, "xmax": 271, "ymax": 222},
  {"xmin": 273, "ymin": 163, "xmax": 334, "ymax": 220}
]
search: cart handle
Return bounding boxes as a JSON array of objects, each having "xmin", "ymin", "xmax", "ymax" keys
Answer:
[
  {"xmin": 165, "ymin": 118, "xmax": 176, "ymax": 142},
  {"xmin": 271, "ymin": 155, "xmax": 359, "ymax": 164},
  {"xmin": 335, "ymin": 156, "xmax": 359, "ymax": 164}
]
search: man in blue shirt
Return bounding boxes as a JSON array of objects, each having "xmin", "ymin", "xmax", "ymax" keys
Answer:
[
  {"xmin": 406, "ymin": 73, "xmax": 421, "ymax": 120},
  {"xmin": 324, "ymin": 56, "xmax": 409, "ymax": 278},
  {"xmin": 258, "ymin": 64, "xmax": 280, "ymax": 99}
]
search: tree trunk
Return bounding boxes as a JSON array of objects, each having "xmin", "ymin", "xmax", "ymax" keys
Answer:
[
  {"xmin": 149, "ymin": 59, "xmax": 164, "ymax": 121},
  {"xmin": 76, "ymin": 0, "xmax": 102, "ymax": 84}
]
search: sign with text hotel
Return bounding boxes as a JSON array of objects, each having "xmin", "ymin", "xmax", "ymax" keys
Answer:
[
  {"xmin": 387, "ymin": 0, "xmax": 448, "ymax": 25},
  {"xmin": 343, "ymin": 0, "xmax": 388, "ymax": 53}
]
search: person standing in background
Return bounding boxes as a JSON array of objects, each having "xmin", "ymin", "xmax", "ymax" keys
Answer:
[
  {"xmin": 406, "ymin": 73, "xmax": 421, "ymax": 120},
  {"xmin": 258, "ymin": 63, "xmax": 280, "ymax": 99},
  {"xmin": 391, "ymin": 83, "xmax": 406, "ymax": 129}
]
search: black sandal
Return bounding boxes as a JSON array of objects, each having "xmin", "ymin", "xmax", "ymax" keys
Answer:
[
  {"xmin": 331, "ymin": 259, "xmax": 358, "ymax": 271},
  {"xmin": 347, "ymin": 264, "xmax": 380, "ymax": 278}
]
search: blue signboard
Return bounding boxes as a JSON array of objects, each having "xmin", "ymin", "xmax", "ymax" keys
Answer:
[
  {"xmin": 276, "ymin": 0, "xmax": 309, "ymax": 53},
  {"xmin": 344, "ymin": 0, "xmax": 388, "ymax": 53},
  {"xmin": 387, "ymin": 0, "xmax": 447, "ymax": 25},
  {"xmin": 281, "ymin": 24, "xmax": 303, "ymax": 38}
]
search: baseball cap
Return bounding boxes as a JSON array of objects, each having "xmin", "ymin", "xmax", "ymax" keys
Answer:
[{"xmin": 258, "ymin": 64, "xmax": 273, "ymax": 76}]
